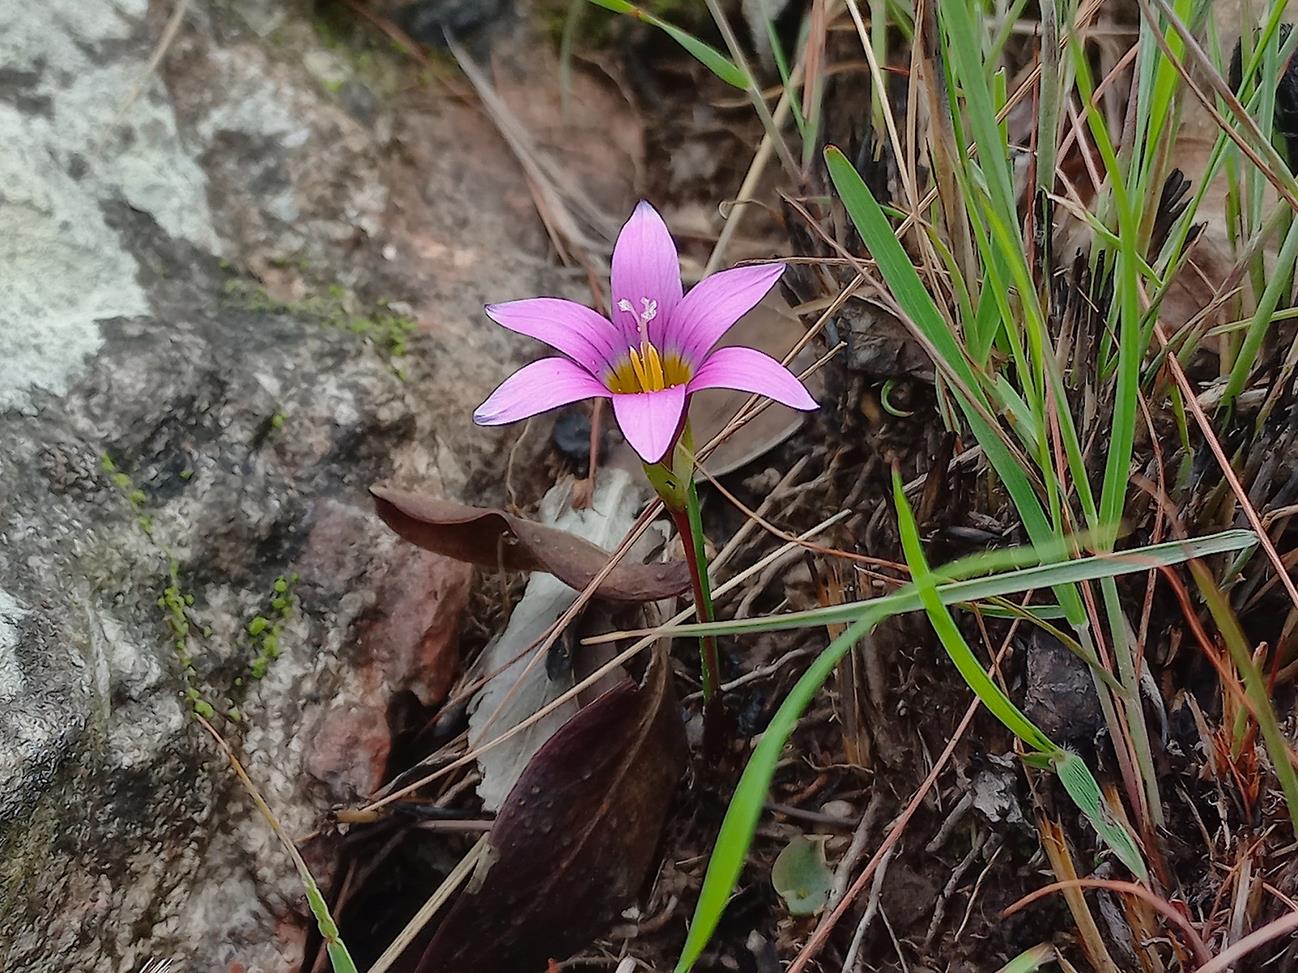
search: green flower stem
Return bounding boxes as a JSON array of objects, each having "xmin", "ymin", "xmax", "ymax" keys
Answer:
[{"xmin": 672, "ymin": 479, "xmax": 721, "ymax": 702}]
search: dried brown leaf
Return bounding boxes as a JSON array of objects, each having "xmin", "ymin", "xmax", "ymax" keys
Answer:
[{"xmin": 370, "ymin": 486, "xmax": 690, "ymax": 602}]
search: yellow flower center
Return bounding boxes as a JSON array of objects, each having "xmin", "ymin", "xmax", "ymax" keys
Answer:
[
  {"xmin": 630, "ymin": 341, "xmax": 666, "ymax": 390},
  {"xmin": 607, "ymin": 341, "xmax": 692, "ymax": 393},
  {"xmin": 608, "ymin": 295, "xmax": 691, "ymax": 393}
]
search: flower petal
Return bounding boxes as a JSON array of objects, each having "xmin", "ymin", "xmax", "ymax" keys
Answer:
[
  {"xmin": 686, "ymin": 346, "xmax": 817, "ymax": 411},
  {"xmin": 474, "ymin": 358, "xmax": 610, "ymax": 426},
  {"xmin": 611, "ymin": 201, "xmax": 683, "ymax": 346},
  {"xmin": 611, "ymin": 385, "xmax": 688, "ymax": 464},
  {"xmin": 666, "ymin": 263, "xmax": 786, "ymax": 365},
  {"xmin": 485, "ymin": 298, "xmax": 622, "ymax": 376}
]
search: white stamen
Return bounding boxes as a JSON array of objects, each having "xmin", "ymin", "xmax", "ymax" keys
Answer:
[{"xmin": 617, "ymin": 298, "xmax": 635, "ymax": 314}]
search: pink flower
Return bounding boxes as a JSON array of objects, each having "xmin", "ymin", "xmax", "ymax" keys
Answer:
[{"xmin": 473, "ymin": 201, "xmax": 818, "ymax": 464}]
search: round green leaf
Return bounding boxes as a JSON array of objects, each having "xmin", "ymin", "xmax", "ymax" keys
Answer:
[{"xmin": 771, "ymin": 835, "xmax": 834, "ymax": 916}]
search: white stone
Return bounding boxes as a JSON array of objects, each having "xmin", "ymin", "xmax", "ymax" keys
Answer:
[{"xmin": 0, "ymin": 0, "xmax": 216, "ymax": 411}]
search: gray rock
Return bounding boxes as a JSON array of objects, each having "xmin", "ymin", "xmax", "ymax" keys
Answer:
[
  {"xmin": 1023, "ymin": 627, "xmax": 1104, "ymax": 752},
  {"xmin": 0, "ymin": 1, "xmax": 583, "ymax": 970}
]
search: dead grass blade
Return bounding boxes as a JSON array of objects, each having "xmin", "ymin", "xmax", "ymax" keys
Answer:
[
  {"xmin": 1152, "ymin": 320, "xmax": 1298, "ymax": 615},
  {"xmin": 110, "ymin": 0, "xmax": 190, "ymax": 127},
  {"xmin": 1002, "ymin": 877, "xmax": 1212, "ymax": 967},
  {"xmin": 366, "ymin": 835, "xmax": 488, "ymax": 973},
  {"xmin": 196, "ymin": 716, "xmax": 358, "ymax": 973},
  {"xmin": 1196, "ymin": 907, "xmax": 1298, "ymax": 973},
  {"xmin": 446, "ymin": 36, "xmax": 615, "ymax": 264},
  {"xmin": 1036, "ymin": 820, "xmax": 1121, "ymax": 973}
]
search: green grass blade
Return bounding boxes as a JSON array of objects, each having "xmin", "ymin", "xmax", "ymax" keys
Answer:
[
  {"xmin": 894, "ymin": 472, "xmax": 1147, "ymax": 878},
  {"xmin": 763, "ymin": 11, "xmax": 806, "ymax": 141},
  {"xmin": 824, "ymin": 146, "xmax": 986, "ymax": 400},
  {"xmin": 936, "ymin": 0, "xmax": 1020, "ymax": 233},
  {"xmin": 996, "ymin": 944, "xmax": 1059, "ymax": 973},
  {"xmin": 583, "ymin": 0, "xmax": 748, "ymax": 88},
  {"xmin": 326, "ymin": 945, "xmax": 358, "ymax": 973},
  {"xmin": 1068, "ymin": 23, "xmax": 1171, "ymax": 825},
  {"xmin": 1033, "ymin": 0, "xmax": 1063, "ymax": 215},
  {"xmin": 307, "ymin": 878, "xmax": 359, "ymax": 973},
  {"xmin": 1222, "ymin": 215, "xmax": 1298, "ymax": 415},
  {"xmin": 892, "ymin": 471, "xmax": 1054, "ymax": 751},
  {"xmin": 1143, "ymin": 6, "xmax": 1298, "ymax": 326},
  {"xmin": 824, "ymin": 145, "xmax": 1092, "ymax": 624},
  {"xmin": 657, "ymin": 529, "xmax": 1256, "ymax": 638},
  {"xmin": 653, "ymin": 18, "xmax": 748, "ymax": 89},
  {"xmin": 1192, "ymin": 562, "xmax": 1298, "ymax": 834}
]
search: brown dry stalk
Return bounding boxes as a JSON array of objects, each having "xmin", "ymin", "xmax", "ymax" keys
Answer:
[
  {"xmin": 1152, "ymin": 321, "xmax": 1298, "ymax": 613},
  {"xmin": 1037, "ymin": 819, "xmax": 1121, "ymax": 973},
  {"xmin": 1002, "ymin": 878, "xmax": 1212, "ymax": 967},
  {"xmin": 1196, "ymin": 908, "xmax": 1298, "ymax": 973}
]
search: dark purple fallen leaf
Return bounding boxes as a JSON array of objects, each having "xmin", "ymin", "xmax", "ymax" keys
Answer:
[
  {"xmin": 413, "ymin": 645, "xmax": 687, "ymax": 973},
  {"xmin": 370, "ymin": 486, "xmax": 690, "ymax": 602}
]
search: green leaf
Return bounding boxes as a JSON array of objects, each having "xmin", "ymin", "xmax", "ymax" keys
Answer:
[
  {"xmin": 658, "ymin": 528, "xmax": 1257, "ymax": 639},
  {"xmin": 996, "ymin": 944, "xmax": 1060, "ymax": 973},
  {"xmin": 1053, "ymin": 751, "xmax": 1148, "ymax": 880},
  {"xmin": 770, "ymin": 835, "xmax": 834, "ymax": 916},
  {"xmin": 583, "ymin": 0, "xmax": 748, "ymax": 88}
]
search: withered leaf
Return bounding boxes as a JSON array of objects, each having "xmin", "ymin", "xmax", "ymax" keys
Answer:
[
  {"xmin": 413, "ymin": 646, "xmax": 687, "ymax": 973},
  {"xmin": 370, "ymin": 486, "xmax": 690, "ymax": 602}
]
